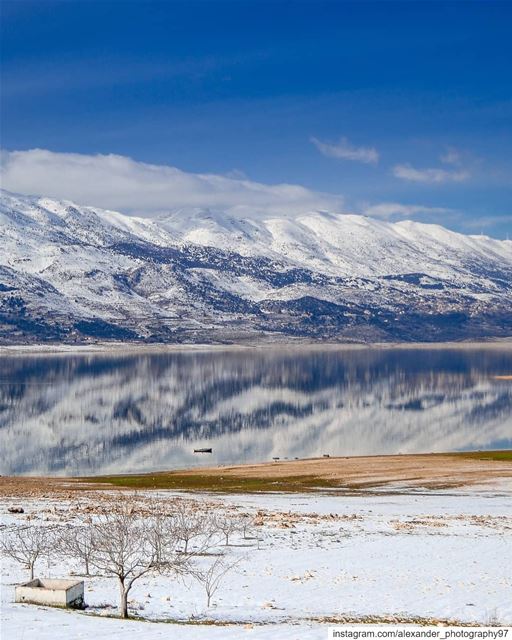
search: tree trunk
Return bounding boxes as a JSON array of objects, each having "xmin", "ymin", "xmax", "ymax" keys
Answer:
[
  {"xmin": 30, "ymin": 562, "xmax": 34, "ymax": 580},
  {"xmin": 119, "ymin": 579, "xmax": 128, "ymax": 619},
  {"xmin": 85, "ymin": 557, "xmax": 90, "ymax": 576}
]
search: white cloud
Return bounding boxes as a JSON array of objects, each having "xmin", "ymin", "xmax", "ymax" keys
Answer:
[
  {"xmin": 310, "ymin": 136, "xmax": 379, "ymax": 164},
  {"xmin": 362, "ymin": 202, "xmax": 452, "ymax": 219},
  {"xmin": 462, "ymin": 214, "xmax": 512, "ymax": 230},
  {"xmin": 440, "ymin": 147, "xmax": 462, "ymax": 166},
  {"xmin": 392, "ymin": 163, "xmax": 469, "ymax": 184},
  {"xmin": 0, "ymin": 148, "xmax": 345, "ymax": 218}
]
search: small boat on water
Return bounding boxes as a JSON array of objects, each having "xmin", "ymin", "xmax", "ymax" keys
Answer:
[{"xmin": 193, "ymin": 447, "xmax": 212, "ymax": 453}]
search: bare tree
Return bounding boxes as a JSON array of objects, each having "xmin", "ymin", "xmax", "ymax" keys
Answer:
[
  {"xmin": 139, "ymin": 500, "xmax": 226, "ymax": 614},
  {"xmin": 0, "ymin": 525, "xmax": 55, "ymax": 580},
  {"xmin": 193, "ymin": 554, "xmax": 242, "ymax": 608},
  {"xmin": 239, "ymin": 514, "xmax": 255, "ymax": 540},
  {"xmin": 148, "ymin": 509, "xmax": 193, "ymax": 573},
  {"xmin": 57, "ymin": 524, "xmax": 95, "ymax": 576},
  {"xmin": 173, "ymin": 502, "xmax": 206, "ymax": 553},
  {"xmin": 88, "ymin": 498, "xmax": 160, "ymax": 619},
  {"xmin": 212, "ymin": 515, "xmax": 241, "ymax": 546}
]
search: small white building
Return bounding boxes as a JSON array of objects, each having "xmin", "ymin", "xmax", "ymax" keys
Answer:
[{"xmin": 15, "ymin": 578, "xmax": 84, "ymax": 609}]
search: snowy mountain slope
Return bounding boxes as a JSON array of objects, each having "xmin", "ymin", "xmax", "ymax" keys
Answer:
[
  {"xmin": 1, "ymin": 188, "xmax": 511, "ymax": 343},
  {"xmin": 159, "ymin": 207, "xmax": 512, "ymax": 279}
]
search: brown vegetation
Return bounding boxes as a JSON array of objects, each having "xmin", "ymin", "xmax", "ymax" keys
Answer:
[{"xmin": 1, "ymin": 451, "xmax": 511, "ymax": 498}]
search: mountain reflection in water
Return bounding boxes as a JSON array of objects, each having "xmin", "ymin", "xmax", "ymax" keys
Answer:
[{"xmin": 0, "ymin": 347, "xmax": 511, "ymax": 476}]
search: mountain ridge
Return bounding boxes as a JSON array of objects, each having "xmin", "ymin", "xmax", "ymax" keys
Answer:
[{"xmin": 1, "ymin": 188, "xmax": 511, "ymax": 344}]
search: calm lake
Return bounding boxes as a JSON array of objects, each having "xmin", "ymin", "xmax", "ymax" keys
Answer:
[{"xmin": 1, "ymin": 346, "xmax": 511, "ymax": 476}]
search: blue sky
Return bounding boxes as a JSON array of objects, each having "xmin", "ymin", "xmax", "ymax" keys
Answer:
[{"xmin": 1, "ymin": 0, "xmax": 511, "ymax": 237}]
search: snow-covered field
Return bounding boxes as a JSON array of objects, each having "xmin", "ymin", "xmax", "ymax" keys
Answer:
[{"xmin": 2, "ymin": 482, "xmax": 511, "ymax": 639}]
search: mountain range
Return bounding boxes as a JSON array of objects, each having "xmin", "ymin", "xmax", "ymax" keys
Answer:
[{"xmin": 1, "ymin": 188, "xmax": 511, "ymax": 344}]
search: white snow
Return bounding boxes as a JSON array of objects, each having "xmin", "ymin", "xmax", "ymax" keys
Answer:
[
  {"xmin": 159, "ymin": 205, "xmax": 512, "ymax": 279},
  {"xmin": 2, "ymin": 188, "xmax": 512, "ymax": 334},
  {"xmin": 2, "ymin": 482, "xmax": 511, "ymax": 639}
]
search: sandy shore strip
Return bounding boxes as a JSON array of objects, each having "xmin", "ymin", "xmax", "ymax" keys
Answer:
[
  {"xmin": 1, "ymin": 338, "xmax": 512, "ymax": 357},
  {"xmin": 156, "ymin": 451, "xmax": 512, "ymax": 487},
  {"xmin": 2, "ymin": 451, "xmax": 511, "ymax": 498}
]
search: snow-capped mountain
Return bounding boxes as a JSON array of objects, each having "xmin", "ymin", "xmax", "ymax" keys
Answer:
[{"xmin": 1, "ymin": 188, "xmax": 511, "ymax": 343}]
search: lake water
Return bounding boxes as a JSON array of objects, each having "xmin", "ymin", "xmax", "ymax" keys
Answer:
[{"xmin": 1, "ymin": 347, "xmax": 511, "ymax": 476}]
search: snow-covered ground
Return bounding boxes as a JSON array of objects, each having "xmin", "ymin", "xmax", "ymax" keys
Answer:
[{"xmin": 2, "ymin": 482, "xmax": 511, "ymax": 639}]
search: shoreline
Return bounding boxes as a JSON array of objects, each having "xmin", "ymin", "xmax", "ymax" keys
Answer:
[
  {"xmin": 2, "ymin": 451, "xmax": 511, "ymax": 497},
  {"xmin": 1, "ymin": 337, "xmax": 512, "ymax": 357}
]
